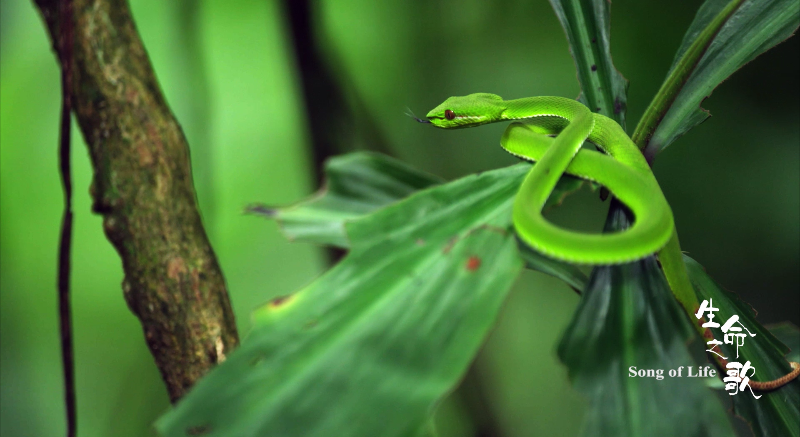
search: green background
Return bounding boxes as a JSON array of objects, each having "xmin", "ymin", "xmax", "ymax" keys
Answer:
[{"xmin": 1, "ymin": 0, "xmax": 797, "ymax": 436}]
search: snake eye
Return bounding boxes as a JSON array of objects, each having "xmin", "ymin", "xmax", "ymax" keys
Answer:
[{"xmin": 444, "ymin": 110, "xmax": 455, "ymax": 120}]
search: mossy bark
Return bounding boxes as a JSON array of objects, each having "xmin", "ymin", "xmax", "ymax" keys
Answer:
[{"xmin": 34, "ymin": 0, "xmax": 239, "ymax": 402}]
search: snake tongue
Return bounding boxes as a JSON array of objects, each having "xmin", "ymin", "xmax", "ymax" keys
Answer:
[{"xmin": 405, "ymin": 108, "xmax": 431, "ymax": 123}]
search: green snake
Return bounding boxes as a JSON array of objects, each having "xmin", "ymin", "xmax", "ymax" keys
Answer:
[{"xmin": 419, "ymin": 93, "xmax": 800, "ymax": 390}]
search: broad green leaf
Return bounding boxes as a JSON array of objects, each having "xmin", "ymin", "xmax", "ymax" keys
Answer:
[
  {"xmin": 684, "ymin": 256, "xmax": 800, "ymax": 437},
  {"xmin": 250, "ymin": 152, "xmax": 589, "ymax": 289},
  {"xmin": 157, "ymin": 163, "xmax": 533, "ymax": 437},
  {"xmin": 635, "ymin": 0, "xmax": 799, "ymax": 157},
  {"xmin": 557, "ymin": 203, "xmax": 734, "ymax": 437},
  {"xmin": 548, "ymin": 0, "xmax": 629, "ymax": 128},
  {"xmin": 246, "ymin": 152, "xmax": 443, "ymax": 248}
]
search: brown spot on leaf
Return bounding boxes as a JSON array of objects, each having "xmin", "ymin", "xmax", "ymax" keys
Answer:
[
  {"xmin": 269, "ymin": 295, "xmax": 291, "ymax": 308},
  {"xmin": 465, "ymin": 256, "xmax": 481, "ymax": 272},
  {"xmin": 442, "ymin": 236, "xmax": 458, "ymax": 254},
  {"xmin": 613, "ymin": 97, "xmax": 625, "ymax": 115},
  {"xmin": 186, "ymin": 424, "xmax": 212, "ymax": 436}
]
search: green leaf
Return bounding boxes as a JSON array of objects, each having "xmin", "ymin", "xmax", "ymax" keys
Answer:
[
  {"xmin": 684, "ymin": 256, "xmax": 800, "ymax": 437},
  {"xmin": 250, "ymin": 152, "xmax": 588, "ymax": 288},
  {"xmin": 157, "ymin": 163, "xmax": 535, "ymax": 437},
  {"xmin": 557, "ymin": 203, "xmax": 734, "ymax": 437},
  {"xmin": 543, "ymin": 173, "xmax": 586, "ymax": 209},
  {"xmin": 548, "ymin": 0, "xmax": 629, "ymax": 127},
  {"xmin": 517, "ymin": 241, "xmax": 588, "ymax": 292},
  {"xmin": 245, "ymin": 152, "xmax": 443, "ymax": 248},
  {"xmin": 768, "ymin": 323, "xmax": 800, "ymax": 364},
  {"xmin": 634, "ymin": 0, "xmax": 800, "ymax": 157}
]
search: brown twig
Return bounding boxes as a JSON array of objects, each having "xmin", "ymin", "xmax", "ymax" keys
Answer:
[
  {"xmin": 56, "ymin": 0, "xmax": 75, "ymax": 434},
  {"xmin": 34, "ymin": 0, "xmax": 239, "ymax": 403}
]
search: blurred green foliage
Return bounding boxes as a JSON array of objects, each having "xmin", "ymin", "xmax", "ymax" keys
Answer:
[{"xmin": 0, "ymin": 0, "xmax": 796, "ymax": 436}]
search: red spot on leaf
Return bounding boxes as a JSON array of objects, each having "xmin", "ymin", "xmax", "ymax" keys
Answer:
[{"xmin": 465, "ymin": 256, "xmax": 481, "ymax": 272}]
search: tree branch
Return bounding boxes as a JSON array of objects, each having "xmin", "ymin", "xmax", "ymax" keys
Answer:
[{"xmin": 34, "ymin": 0, "xmax": 239, "ymax": 402}]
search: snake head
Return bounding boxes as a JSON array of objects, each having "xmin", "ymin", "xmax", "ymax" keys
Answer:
[{"xmin": 425, "ymin": 93, "xmax": 505, "ymax": 128}]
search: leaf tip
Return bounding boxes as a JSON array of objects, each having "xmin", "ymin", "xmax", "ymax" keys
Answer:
[{"xmin": 244, "ymin": 203, "xmax": 277, "ymax": 218}]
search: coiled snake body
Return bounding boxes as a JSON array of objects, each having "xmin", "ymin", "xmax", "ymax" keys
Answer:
[{"xmin": 421, "ymin": 93, "xmax": 800, "ymax": 390}]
